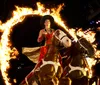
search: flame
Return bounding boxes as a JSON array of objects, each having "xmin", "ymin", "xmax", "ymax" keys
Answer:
[
  {"xmin": 0, "ymin": 2, "xmax": 68, "ymax": 85},
  {"xmin": 13, "ymin": 79, "xmax": 17, "ymax": 83},
  {"xmin": 76, "ymin": 28, "xmax": 96, "ymax": 43},
  {"xmin": 85, "ymin": 58, "xmax": 97, "ymax": 78},
  {"xmin": 0, "ymin": 2, "xmax": 99, "ymax": 85}
]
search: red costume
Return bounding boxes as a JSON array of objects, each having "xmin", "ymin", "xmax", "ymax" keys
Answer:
[
  {"xmin": 35, "ymin": 29, "xmax": 63, "ymax": 69},
  {"xmin": 38, "ymin": 30, "xmax": 54, "ymax": 62}
]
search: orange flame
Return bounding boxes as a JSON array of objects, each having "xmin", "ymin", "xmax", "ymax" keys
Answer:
[
  {"xmin": 0, "ymin": 2, "xmax": 66, "ymax": 85},
  {"xmin": 0, "ymin": 2, "xmax": 99, "ymax": 85},
  {"xmin": 76, "ymin": 28, "xmax": 96, "ymax": 43}
]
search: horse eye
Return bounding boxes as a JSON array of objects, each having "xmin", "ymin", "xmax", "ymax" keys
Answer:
[{"xmin": 66, "ymin": 39, "xmax": 69, "ymax": 42}]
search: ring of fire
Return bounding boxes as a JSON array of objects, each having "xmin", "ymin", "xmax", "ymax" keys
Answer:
[{"xmin": 0, "ymin": 2, "xmax": 99, "ymax": 85}]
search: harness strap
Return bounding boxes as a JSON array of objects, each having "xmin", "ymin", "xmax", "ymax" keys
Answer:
[
  {"xmin": 60, "ymin": 35, "xmax": 67, "ymax": 40},
  {"xmin": 66, "ymin": 64, "xmax": 86, "ymax": 76},
  {"xmin": 40, "ymin": 60, "xmax": 60, "ymax": 73},
  {"xmin": 25, "ymin": 77, "xmax": 29, "ymax": 85}
]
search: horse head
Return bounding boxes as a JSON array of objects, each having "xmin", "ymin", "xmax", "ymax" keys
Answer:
[
  {"xmin": 53, "ymin": 29, "xmax": 72, "ymax": 49},
  {"xmin": 76, "ymin": 37, "xmax": 95, "ymax": 58}
]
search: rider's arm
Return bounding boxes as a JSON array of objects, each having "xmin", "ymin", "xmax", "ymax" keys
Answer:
[{"xmin": 37, "ymin": 29, "xmax": 44, "ymax": 43}]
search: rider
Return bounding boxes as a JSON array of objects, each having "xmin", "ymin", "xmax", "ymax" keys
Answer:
[
  {"xmin": 36, "ymin": 15, "xmax": 62, "ymax": 67},
  {"xmin": 37, "ymin": 15, "xmax": 55, "ymax": 62}
]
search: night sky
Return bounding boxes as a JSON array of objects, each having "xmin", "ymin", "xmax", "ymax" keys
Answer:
[
  {"xmin": 0, "ymin": 0, "xmax": 100, "ymax": 85},
  {"xmin": 0, "ymin": 0, "xmax": 90, "ymax": 26}
]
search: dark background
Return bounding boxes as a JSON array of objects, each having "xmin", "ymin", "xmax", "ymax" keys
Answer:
[{"xmin": 0, "ymin": 0, "xmax": 100, "ymax": 85}]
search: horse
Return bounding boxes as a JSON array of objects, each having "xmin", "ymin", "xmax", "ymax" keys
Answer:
[
  {"xmin": 19, "ymin": 29, "xmax": 72, "ymax": 85},
  {"xmin": 61, "ymin": 37, "xmax": 95, "ymax": 85}
]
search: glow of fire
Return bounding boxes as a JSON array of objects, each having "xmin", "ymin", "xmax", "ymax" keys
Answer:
[
  {"xmin": 0, "ymin": 2, "xmax": 100, "ymax": 85},
  {"xmin": 85, "ymin": 57, "xmax": 97, "ymax": 78},
  {"xmin": 76, "ymin": 28, "xmax": 96, "ymax": 43}
]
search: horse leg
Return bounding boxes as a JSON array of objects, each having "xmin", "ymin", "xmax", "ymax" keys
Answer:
[
  {"xmin": 38, "ymin": 64, "xmax": 57, "ymax": 85},
  {"xmin": 59, "ymin": 77, "xmax": 72, "ymax": 85},
  {"xmin": 71, "ymin": 78, "xmax": 81, "ymax": 85},
  {"xmin": 80, "ymin": 76, "xmax": 89, "ymax": 85},
  {"xmin": 71, "ymin": 76, "xmax": 88, "ymax": 85},
  {"xmin": 56, "ymin": 66, "xmax": 63, "ymax": 79},
  {"xmin": 26, "ymin": 71, "xmax": 40, "ymax": 85}
]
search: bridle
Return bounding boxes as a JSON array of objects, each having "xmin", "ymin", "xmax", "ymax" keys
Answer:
[
  {"xmin": 54, "ymin": 30, "xmax": 67, "ymax": 45},
  {"xmin": 60, "ymin": 35, "xmax": 67, "ymax": 40}
]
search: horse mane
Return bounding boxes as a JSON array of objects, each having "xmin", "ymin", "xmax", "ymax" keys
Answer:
[{"xmin": 44, "ymin": 29, "xmax": 66, "ymax": 62}]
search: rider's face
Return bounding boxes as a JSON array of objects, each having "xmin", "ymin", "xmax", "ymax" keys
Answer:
[{"xmin": 44, "ymin": 19, "xmax": 51, "ymax": 28}]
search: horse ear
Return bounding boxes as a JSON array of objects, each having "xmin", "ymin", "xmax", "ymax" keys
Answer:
[
  {"xmin": 52, "ymin": 30, "xmax": 62, "ymax": 46},
  {"xmin": 52, "ymin": 34, "xmax": 60, "ymax": 46},
  {"xmin": 55, "ymin": 29, "xmax": 60, "ymax": 37}
]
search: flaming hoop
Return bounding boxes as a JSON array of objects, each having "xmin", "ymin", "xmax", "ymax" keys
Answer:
[{"xmin": 0, "ymin": 2, "xmax": 100, "ymax": 85}]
